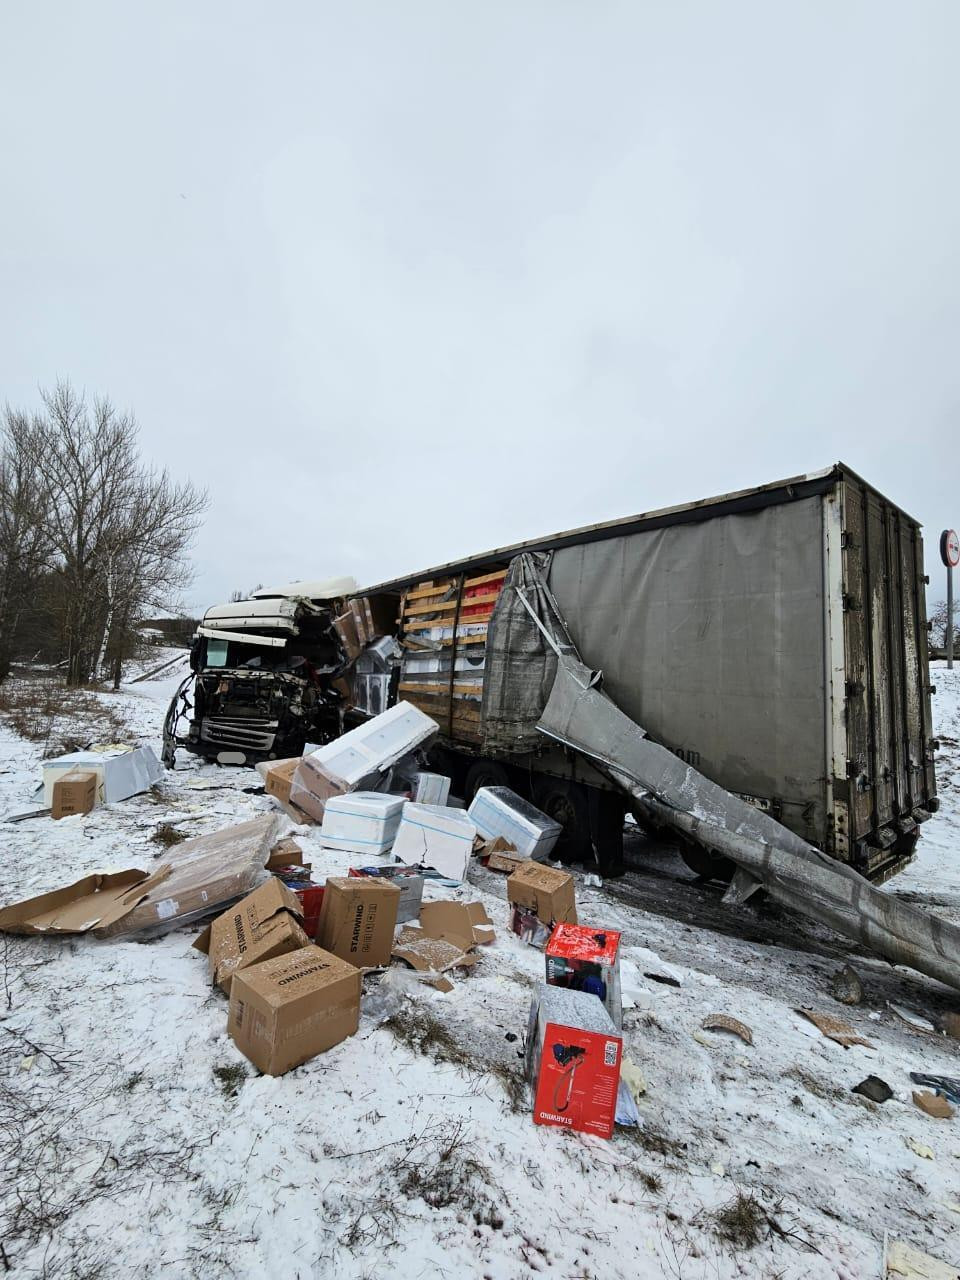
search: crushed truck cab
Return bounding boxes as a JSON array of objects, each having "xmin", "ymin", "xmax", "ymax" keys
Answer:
[{"xmin": 162, "ymin": 578, "xmax": 358, "ymax": 767}]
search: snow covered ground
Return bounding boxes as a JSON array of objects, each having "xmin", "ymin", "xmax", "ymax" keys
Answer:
[{"xmin": 0, "ymin": 653, "xmax": 958, "ymax": 1280}]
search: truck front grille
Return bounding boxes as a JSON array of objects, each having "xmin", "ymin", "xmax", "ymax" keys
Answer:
[{"xmin": 200, "ymin": 717, "xmax": 277, "ymax": 752}]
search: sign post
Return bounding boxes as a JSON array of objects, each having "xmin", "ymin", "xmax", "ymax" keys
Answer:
[{"xmin": 941, "ymin": 529, "xmax": 960, "ymax": 670}]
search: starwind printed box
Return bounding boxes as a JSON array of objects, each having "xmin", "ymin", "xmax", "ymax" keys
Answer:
[
  {"xmin": 316, "ymin": 877, "xmax": 401, "ymax": 967},
  {"xmin": 227, "ymin": 945, "xmax": 361, "ymax": 1076},
  {"xmin": 545, "ymin": 923, "xmax": 622, "ymax": 1028},
  {"xmin": 525, "ymin": 983, "xmax": 622, "ymax": 1139}
]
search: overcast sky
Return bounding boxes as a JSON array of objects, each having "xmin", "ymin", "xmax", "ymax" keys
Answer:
[{"xmin": 2, "ymin": 2, "xmax": 958, "ymax": 610}]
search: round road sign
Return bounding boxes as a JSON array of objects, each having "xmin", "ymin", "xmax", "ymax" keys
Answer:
[{"xmin": 941, "ymin": 529, "xmax": 960, "ymax": 568}]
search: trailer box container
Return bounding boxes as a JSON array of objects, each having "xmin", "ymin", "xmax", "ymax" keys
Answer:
[{"xmin": 355, "ymin": 464, "xmax": 937, "ymax": 881}]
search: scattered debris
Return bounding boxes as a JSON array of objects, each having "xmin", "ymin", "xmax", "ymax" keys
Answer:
[
  {"xmin": 796, "ymin": 1008, "xmax": 875, "ymax": 1048},
  {"xmin": 266, "ymin": 837, "xmax": 304, "ymax": 870},
  {"xmin": 904, "ymin": 1136, "xmax": 935, "ymax": 1160},
  {"xmin": 888, "ymin": 1002, "xmax": 937, "ymax": 1035},
  {"xmin": 909, "ymin": 1072, "xmax": 960, "ymax": 1106},
  {"xmin": 701, "ymin": 1014, "xmax": 753, "ymax": 1045},
  {"xmin": 884, "ymin": 1236, "xmax": 958, "ymax": 1280},
  {"xmin": 151, "ymin": 822, "xmax": 186, "ymax": 846},
  {"xmin": 0, "ymin": 868, "xmax": 162, "ymax": 936},
  {"xmin": 829, "ymin": 964, "xmax": 864, "ymax": 1006},
  {"xmin": 912, "ymin": 1090, "xmax": 955, "ymax": 1119},
  {"xmin": 851, "ymin": 1075, "xmax": 893, "ymax": 1103}
]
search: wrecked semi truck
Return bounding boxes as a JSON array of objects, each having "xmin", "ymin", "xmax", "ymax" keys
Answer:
[
  {"xmin": 350, "ymin": 463, "xmax": 937, "ymax": 881},
  {"xmin": 162, "ymin": 578, "xmax": 358, "ymax": 767}
]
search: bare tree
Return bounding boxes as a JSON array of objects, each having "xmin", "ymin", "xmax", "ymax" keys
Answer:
[
  {"xmin": 0, "ymin": 410, "xmax": 53, "ymax": 680},
  {"xmin": 2, "ymin": 381, "xmax": 210, "ymax": 687},
  {"xmin": 929, "ymin": 597, "xmax": 960, "ymax": 653}
]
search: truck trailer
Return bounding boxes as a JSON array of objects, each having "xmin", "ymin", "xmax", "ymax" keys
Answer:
[{"xmin": 352, "ymin": 463, "xmax": 937, "ymax": 881}]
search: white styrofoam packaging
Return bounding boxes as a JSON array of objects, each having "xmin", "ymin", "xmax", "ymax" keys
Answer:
[
  {"xmin": 319, "ymin": 792, "xmax": 406, "ymax": 854},
  {"xmin": 468, "ymin": 786, "xmax": 562, "ymax": 862},
  {"xmin": 41, "ymin": 746, "xmax": 164, "ymax": 808},
  {"xmin": 392, "ymin": 803, "xmax": 477, "ymax": 881},
  {"xmin": 306, "ymin": 701, "xmax": 439, "ymax": 791},
  {"xmin": 411, "ymin": 772, "xmax": 451, "ymax": 806}
]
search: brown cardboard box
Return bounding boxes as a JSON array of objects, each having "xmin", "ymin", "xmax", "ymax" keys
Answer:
[
  {"xmin": 261, "ymin": 758, "xmax": 315, "ymax": 824},
  {"xmin": 227, "ymin": 945, "xmax": 361, "ymax": 1076},
  {"xmin": 507, "ymin": 861, "xmax": 577, "ymax": 934},
  {"xmin": 316, "ymin": 877, "xmax": 401, "ymax": 968},
  {"xmin": 266, "ymin": 838, "xmax": 304, "ymax": 870},
  {"xmin": 263, "ymin": 758, "xmax": 300, "ymax": 806},
  {"xmin": 333, "ymin": 610, "xmax": 362, "ymax": 661},
  {"xmin": 195, "ymin": 877, "xmax": 312, "ymax": 994},
  {"xmin": 0, "ymin": 868, "xmax": 166, "ymax": 935},
  {"xmin": 51, "ymin": 768, "xmax": 98, "ymax": 820},
  {"xmin": 289, "ymin": 756, "xmax": 347, "ymax": 823}
]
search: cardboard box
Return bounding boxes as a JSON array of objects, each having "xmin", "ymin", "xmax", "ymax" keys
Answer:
[
  {"xmin": 98, "ymin": 813, "xmax": 281, "ymax": 939},
  {"xmin": 468, "ymin": 787, "xmax": 562, "ymax": 862},
  {"xmin": 289, "ymin": 755, "xmax": 348, "ymax": 823},
  {"xmin": 545, "ymin": 923, "xmax": 623, "ymax": 1029},
  {"xmin": 348, "ymin": 864, "xmax": 425, "ymax": 923},
  {"xmin": 392, "ymin": 803, "xmax": 477, "ymax": 881},
  {"xmin": 195, "ymin": 878, "xmax": 312, "ymax": 994},
  {"xmin": 41, "ymin": 746, "xmax": 163, "ymax": 807},
  {"xmin": 1, "ymin": 814, "xmax": 281, "ymax": 940},
  {"xmin": 266, "ymin": 837, "xmax": 304, "ymax": 870},
  {"xmin": 0, "ymin": 868, "xmax": 165, "ymax": 936},
  {"xmin": 316, "ymin": 877, "xmax": 401, "ymax": 968},
  {"xmin": 333, "ymin": 609, "xmax": 362, "ymax": 661},
  {"xmin": 307, "ymin": 701, "xmax": 438, "ymax": 793},
  {"xmin": 227, "ymin": 944, "xmax": 361, "ymax": 1076},
  {"xmin": 507, "ymin": 861, "xmax": 577, "ymax": 947},
  {"xmin": 293, "ymin": 883, "xmax": 326, "ymax": 939},
  {"xmin": 525, "ymin": 983, "xmax": 622, "ymax": 1139},
  {"xmin": 320, "ymin": 792, "xmax": 405, "ymax": 854},
  {"xmin": 419, "ymin": 900, "xmax": 495, "ymax": 947},
  {"xmin": 411, "ymin": 772, "xmax": 451, "ymax": 806},
  {"xmin": 51, "ymin": 768, "xmax": 98, "ymax": 820}
]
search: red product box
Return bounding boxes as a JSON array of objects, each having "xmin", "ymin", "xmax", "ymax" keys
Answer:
[
  {"xmin": 545, "ymin": 922, "xmax": 622, "ymax": 1029},
  {"xmin": 525, "ymin": 984, "xmax": 622, "ymax": 1139},
  {"xmin": 293, "ymin": 884, "xmax": 326, "ymax": 939}
]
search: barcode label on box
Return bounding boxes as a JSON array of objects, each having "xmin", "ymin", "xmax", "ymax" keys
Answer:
[{"xmin": 604, "ymin": 1040, "xmax": 618, "ymax": 1066}]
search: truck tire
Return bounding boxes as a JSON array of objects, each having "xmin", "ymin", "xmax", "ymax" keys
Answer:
[
  {"xmin": 533, "ymin": 778, "xmax": 592, "ymax": 865},
  {"xmin": 463, "ymin": 760, "xmax": 511, "ymax": 805},
  {"xmin": 678, "ymin": 842, "xmax": 736, "ymax": 883},
  {"xmin": 533, "ymin": 780, "xmax": 626, "ymax": 877}
]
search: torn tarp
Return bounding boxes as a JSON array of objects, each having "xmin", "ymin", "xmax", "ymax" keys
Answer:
[{"xmin": 499, "ymin": 552, "xmax": 960, "ymax": 995}]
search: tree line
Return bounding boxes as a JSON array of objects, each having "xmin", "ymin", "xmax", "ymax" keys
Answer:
[{"xmin": 0, "ymin": 381, "xmax": 207, "ymax": 686}]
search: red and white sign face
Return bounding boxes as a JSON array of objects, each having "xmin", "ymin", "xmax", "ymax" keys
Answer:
[{"xmin": 942, "ymin": 529, "xmax": 960, "ymax": 569}]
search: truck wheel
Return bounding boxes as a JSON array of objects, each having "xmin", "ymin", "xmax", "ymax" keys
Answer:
[
  {"xmin": 464, "ymin": 760, "xmax": 511, "ymax": 804},
  {"xmin": 679, "ymin": 842, "xmax": 735, "ymax": 883},
  {"xmin": 534, "ymin": 779, "xmax": 591, "ymax": 865}
]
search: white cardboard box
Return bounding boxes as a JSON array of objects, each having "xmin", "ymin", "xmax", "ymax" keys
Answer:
[
  {"xmin": 41, "ymin": 746, "xmax": 164, "ymax": 808},
  {"xmin": 411, "ymin": 772, "xmax": 451, "ymax": 806},
  {"xmin": 392, "ymin": 803, "xmax": 477, "ymax": 881},
  {"xmin": 468, "ymin": 786, "xmax": 562, "ymax": 861},
  {"xmin": 320, "ymin": 792, "xmax": 405, "ymax": 854},
  {"xmin": 307, "ymin": 701, "xmax": 438, "ymax": 791}
]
